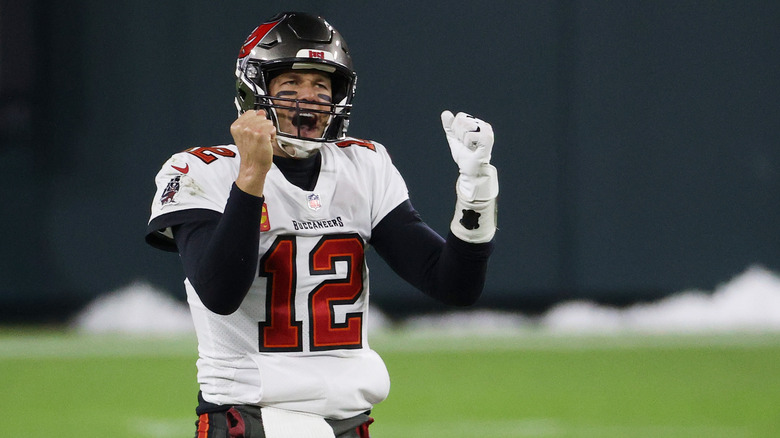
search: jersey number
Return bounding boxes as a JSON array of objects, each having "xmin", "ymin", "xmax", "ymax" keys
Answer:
[
  {"xmin": 186, "ymin": 146, "xmax": 236, "ymax": 164},
  {"xmin": 258, "ymin": 234, "xmax": 365, "ymax": 352}
]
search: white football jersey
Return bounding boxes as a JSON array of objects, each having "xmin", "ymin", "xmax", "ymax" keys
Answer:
[{"xmin": 148, "ymin": 139, "xmax": 408, "ymax": 419}]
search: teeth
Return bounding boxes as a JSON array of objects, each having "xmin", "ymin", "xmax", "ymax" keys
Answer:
[{"xmin": 292, "ymin": 112, "xmax": 317, "ymax": 128}]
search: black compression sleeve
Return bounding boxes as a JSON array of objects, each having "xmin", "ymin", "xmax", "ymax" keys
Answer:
[
  {"xmin": 370, "ymin": 200, "xmax": 494, "ymax": 306},
  {"xmin": 173, "ymin": 183, "xmax": 264, "ymax": 315}
]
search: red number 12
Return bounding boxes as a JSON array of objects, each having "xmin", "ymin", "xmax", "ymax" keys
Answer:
[{"xmin": 258, "ymin": 234, "xmax": 364, "ymax": 352}]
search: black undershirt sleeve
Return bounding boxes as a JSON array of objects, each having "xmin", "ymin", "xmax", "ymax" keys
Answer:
[
  {"xmin": 172, "ymin": 183, "xmax": 264, "ymax": 315},
  {"xmin": 169, "ymin": 189, "xmax": 492, "ymax": 313},
  {"xmin": 369, "ymin": 200, "xmax": 494, "ymax": 306},
  {"xmin": 170, "ymin": 157, "xmax": 317, "ymax": 315}
]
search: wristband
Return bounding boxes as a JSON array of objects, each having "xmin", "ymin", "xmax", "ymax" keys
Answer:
[
  {"xmin": 456, "ymin": 165, "xmax": 499, "ymax": 202},
  {"xmin": 450, "ymin": 197, "xmax": 497, "ymax": 243}
]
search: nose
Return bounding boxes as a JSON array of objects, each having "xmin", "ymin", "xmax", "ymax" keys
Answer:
[{"xmin": 297, "ymin": 82, "xmax": 319, "ymax": 102}]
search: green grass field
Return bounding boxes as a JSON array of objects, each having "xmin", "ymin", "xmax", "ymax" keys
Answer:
[{"xmin": 2, "ymin": 329, "xmax": 779, "ymax": 437}]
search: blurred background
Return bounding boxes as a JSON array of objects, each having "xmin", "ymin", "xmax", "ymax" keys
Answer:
[{"xmin": 2, "ymin": 0, "xmax": 779, "ymax": 324}]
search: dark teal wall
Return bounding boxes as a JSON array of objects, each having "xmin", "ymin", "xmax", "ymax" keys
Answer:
[{"xmin": 2, "ymin": 0, "xmax": 779, "ymax": 320}]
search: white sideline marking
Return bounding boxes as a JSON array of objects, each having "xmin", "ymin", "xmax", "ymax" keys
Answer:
[
  {"xmin": 0, "ymin": 333, "xmax": 196, "ymax": 359},
  {"xmin": 2, "ymin": 331, "xmax": 780, "ymax": 359},
  {"xmin": 335, "ymin": 418, "xmax": 563, "ymax": 438},
  {"xmin": 374, "ymin": 418, "xmax": 750, "ymax": 438},
  {"xmin": 370, "ymin": 330, "xmax": 780, "ymax": 353},
  {"xmin": 129, "ymin": 417, "xmax": 194, "ymax": 438}
]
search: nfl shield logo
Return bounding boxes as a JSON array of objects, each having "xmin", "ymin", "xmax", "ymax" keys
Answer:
[{"xmin": 307, "ymin": 193, "xmax": 322, "ymax": 211}]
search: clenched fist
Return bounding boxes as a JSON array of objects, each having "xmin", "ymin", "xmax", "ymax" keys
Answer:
[
  {"xmin": 230, "ymin": 110, "xmax": 276, "ymax": 197},
  {"xmin": 441, "ymin": 110, "xmax": 498, "ymax": 203}
]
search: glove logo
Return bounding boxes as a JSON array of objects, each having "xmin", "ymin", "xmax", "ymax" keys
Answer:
[{"xmin": 459, "ymin": 209, "xmax": 481, "ymax": 230}]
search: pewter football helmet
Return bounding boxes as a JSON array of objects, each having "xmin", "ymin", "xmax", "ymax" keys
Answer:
[{"xmin": 235, "ymin": 12, "xmax": 357, "ymax": 156}]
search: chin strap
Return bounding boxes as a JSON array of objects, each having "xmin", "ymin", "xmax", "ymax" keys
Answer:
[{"xmin": 276, "ymin": 136, "xmax": 323, "ymax": 158}]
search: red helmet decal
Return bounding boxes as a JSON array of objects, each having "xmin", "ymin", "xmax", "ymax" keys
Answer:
[{"xmin": 239, "ymin": 18, "xmax": 283, "ymax": 58}]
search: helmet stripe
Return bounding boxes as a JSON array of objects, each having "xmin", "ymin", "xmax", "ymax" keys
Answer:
[{"xmin": 239, "ymin": 18, "xmax": 283, "ymax": 58}]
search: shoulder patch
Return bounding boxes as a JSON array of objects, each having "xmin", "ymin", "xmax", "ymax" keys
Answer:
[
  {"xmin": 335, "ymin": 139, "xmax": 376, "ymax": 152},
  {"xmin": 160, "ymin": 175, "xmax": 182, "ymax": 206}
]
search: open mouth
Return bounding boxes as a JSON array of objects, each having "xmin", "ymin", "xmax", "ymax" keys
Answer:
[{"xmin": 292, "ymin": 112, "xmax": 318, "ymax": 130}]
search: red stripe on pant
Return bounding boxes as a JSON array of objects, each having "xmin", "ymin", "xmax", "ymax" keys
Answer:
[
  {"xmin": 197, "ymin": 413, "xmax": 210, "ymax": 438},
  {"xmin": 356, "ymin": 417, "xmax": 374, "ymax": 438}
]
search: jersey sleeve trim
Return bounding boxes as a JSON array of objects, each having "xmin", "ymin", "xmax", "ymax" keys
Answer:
[{"xmin": 145, "ymin": 208, "xmax": 222, "ymax": 252}]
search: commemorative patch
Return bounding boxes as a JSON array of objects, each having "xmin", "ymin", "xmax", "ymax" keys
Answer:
[
  {"xmin": 260, "ymin": 203, "xmax": 270, "ymax": 232},
  {"xmin": 160, "ymin": 175, "xmax": 181, "ymax": 206}
]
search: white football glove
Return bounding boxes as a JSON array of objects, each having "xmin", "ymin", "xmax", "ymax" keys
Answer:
[
  {"xmin": 441, "ymin": 111, "xmax": 499, "ymax": 202},
  {"xmin": 441, "ymin": 110, "xmax": 499, "ymax": 243}
]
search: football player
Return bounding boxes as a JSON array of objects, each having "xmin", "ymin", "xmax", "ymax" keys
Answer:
[{"xmin": 146, "ymin": 11, "xmax": 498, "ymax": 438}]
